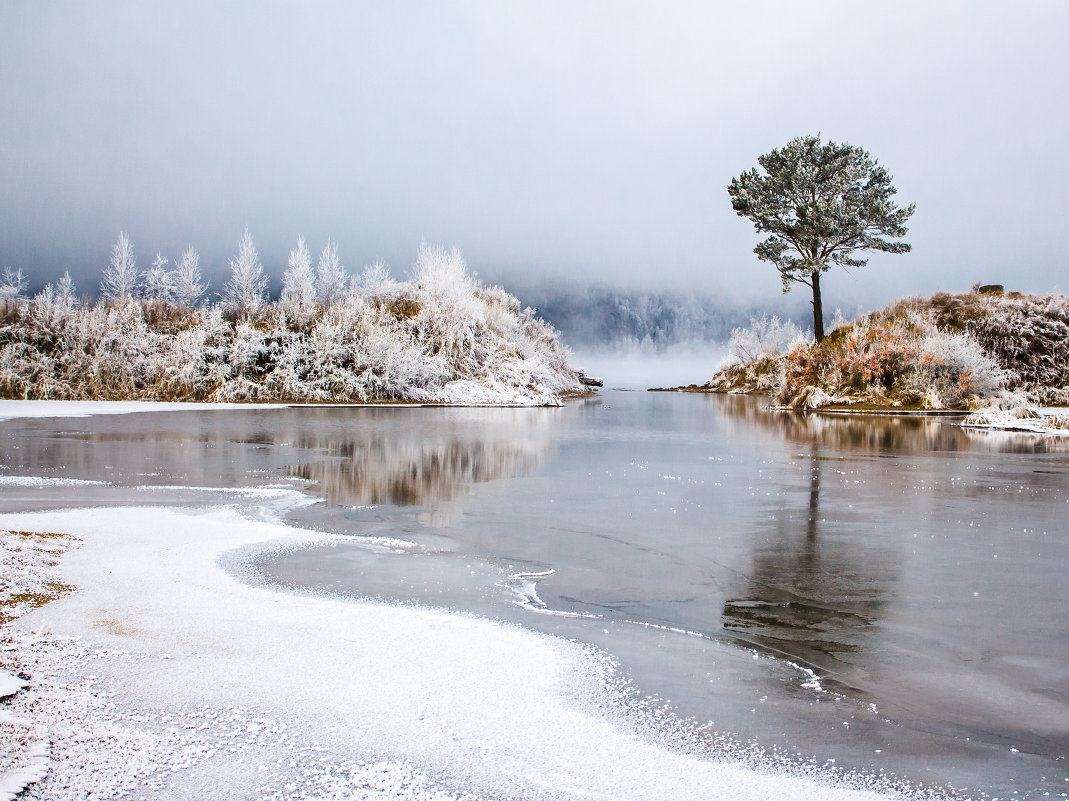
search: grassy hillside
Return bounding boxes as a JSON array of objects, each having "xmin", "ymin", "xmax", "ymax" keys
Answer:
[{"xmin": 703, "ymin": 289, "xmax": 1069, "ymax": 410}]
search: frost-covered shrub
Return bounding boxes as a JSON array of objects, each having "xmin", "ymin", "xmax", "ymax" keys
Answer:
[
  {"xmin": 0, "ymin": 245, "xmax": 580, "ymax": 406},
  {"xmin": 0, "ymin": 267, "xmax": 27, "ymax": 309},
  {"xmin": 315, "ymin": 239, "xmax": 349, "ymax": 305},
  {"xmin": 908, "ymin": 331, "xmax": 1006, "ymax": 408},
  {"xmin": 171, "ymin": 247, "xmax": 209, "ymax": 309},
  {"xmin": 100, "ymin": 232, "xmax": 140, "ymax": 303},
  {"xmin": 352, "ymin": 261, "xmax": 397, "ymax": 299},
  {"xmin": 221, "ymin": 228, "xmax": 267, "ymax": 314},
  {"xmin": 280, "ymin": 237, "xmax": 318, "ymax": 326},
  {"xmin": 728, "ymin": 314, "xmax": 810, "ymax": 363},
  {"xmin": 707, "ymin": 290, "xmax": 1062, "ymax": 409}
]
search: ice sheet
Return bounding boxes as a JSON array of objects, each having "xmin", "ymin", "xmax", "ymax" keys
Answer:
[{"xmin": 1, "ymin": 503, "xmax": 907, "ymax": 800}]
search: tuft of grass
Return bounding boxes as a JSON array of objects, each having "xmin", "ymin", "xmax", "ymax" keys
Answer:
[{"xmin": 0, "ymin": 582, "xmax": 76, "ymax": 625}]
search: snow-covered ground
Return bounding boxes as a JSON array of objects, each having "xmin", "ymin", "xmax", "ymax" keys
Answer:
[
  {"xmin": 961, "ymin": 406, "xmax": 1069, "ymax": 436},
  {"xmin": 0, "ymin": 400, "xmax": 287, "ymax": 422},
  {"xmin": 0, "ymin": 487, "xmax": 910, "ymax": 801}
]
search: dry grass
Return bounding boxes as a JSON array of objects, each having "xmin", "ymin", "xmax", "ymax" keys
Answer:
[
  {"xmin": 0, "ymin": 530, "xmax": 77, "ymax": 625},
  {"xmin": 703, "ymin": 290, "xmax": 1069, "ymax": 410}
]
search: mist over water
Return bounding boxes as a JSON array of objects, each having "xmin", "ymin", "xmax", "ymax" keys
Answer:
[{"xmin": 570, "ymin": 342, "xmax": 728, "ymax": 389}]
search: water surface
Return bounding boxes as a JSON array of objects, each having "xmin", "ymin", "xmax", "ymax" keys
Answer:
[{"xmin": 2, "ymin": 394, "xmax": 1067, "ymax": 799}]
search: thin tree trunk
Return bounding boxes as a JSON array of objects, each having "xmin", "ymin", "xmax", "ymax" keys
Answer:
[{"xmin": 811, "ymin": 271, "xmax": 825, "ymax": 342}]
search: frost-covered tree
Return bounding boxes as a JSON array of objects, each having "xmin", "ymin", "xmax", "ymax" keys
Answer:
[
  {"xmin": 101, "ymin": 231, "xmax": 141, "ymax": 303},
  {"xmin": 143, "ymin": 252, "xmax": 174, "ymax": 303},
  {"xmin": 281, "ymin": 236, "xmax": 317, "ymax": 317},
  {"xmin": 57, "ymin": 270, "xmax": 78, "ymax": 310},
  {"xmin": 728, "ymin": 135, "xmax": 915, "ymax": 341},
  {"xmin": 171, "ymin": 246, "xmax": 208, "ymax": 308},
  {"xmin": 729, "ymin": 314, "xmax": 810, "ymax": 363},
  {"xmin": 354, "ymin": 261, "xmax": 396, "ymax": 297},
  {"xmin": 0, "ymin": 266, "xmax": 26, "ymax": 306},
  {"xmin": 222, "ymin": 227, "xmax": 267, "ymax": 314},
  {"xmin": 316, "ymin": 239, "xmax": 348, "ymax": 305}
]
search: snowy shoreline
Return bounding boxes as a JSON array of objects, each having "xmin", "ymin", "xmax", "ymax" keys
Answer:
[
  {"xmin": 960, "ymin": 406, "xmax": 1069, "ymax": 436},
  {"xmin": 0, "ymin": 397, "xmax": 575, "ymax": 424},
  {"xmin": 0, "ymin": 485, "xmax": 914, "ymax": 800}
]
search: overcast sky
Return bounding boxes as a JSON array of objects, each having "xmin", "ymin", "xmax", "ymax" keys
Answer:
[{"xmin": 2, "ymin": 0, "xmax": 1067, "ymax": 309}]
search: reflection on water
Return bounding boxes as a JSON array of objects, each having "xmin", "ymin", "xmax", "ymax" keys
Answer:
[
  {"xmin": 713, "ymin": 392, "xmax": 1069, "ymax": 454},
  {"xmin": 290, "ymin": 422, "xmax": 548, "ymax": 508},
  {"xmin": 0, "ymin": 407, "xmax": 555, "ymax": 516},
  {"xmin": 722, "ymin": 453, "xmax": 895, "ymax": 676}
]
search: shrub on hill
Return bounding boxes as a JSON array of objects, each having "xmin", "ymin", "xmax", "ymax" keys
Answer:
[
  {"xmin": 705, "ymin": 290, "xmax": 1069, "ymax": 409},
  {"xmin": 0, "ymin": 244, "xmax": 580, "ymax": 406}
]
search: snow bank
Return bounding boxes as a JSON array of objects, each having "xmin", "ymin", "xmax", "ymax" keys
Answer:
[
  {"xmin": 961, "ymin": 406, "xmax": 1069, "ymax": 436},
  {"xmin": 0, "ymin": 671, "xmax": 26, "ymax": 700},
  {"xmin": 0, "ymin": 503, "xmax": 900, "ymax": 801},
  {"xmin": 0, "ymin": 400, "xmax": 285, "ymax": 422}
]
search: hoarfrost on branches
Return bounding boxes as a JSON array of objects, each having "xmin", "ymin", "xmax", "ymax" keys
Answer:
[
  {"xmin": 100, "ymin": 231, "xmax": 140, "ymax": 303},
  {"xmin": 222, "ymin": 228, "xmax": 267, "ymax": 315},
  {"xmin": 280, "ymin": 236, "xmax": 317, "ymax": 322},
  {"xmin": 171, "ymin": 247, "xmax": 208, "ymax": 309},
  {"xmin": 142, "ymin": 253, "xmax": 174, "ymax": 303},
  {"xmin": 0, "ymin": 267, "xmax": 26, "ymax": 307},
  {"xmin": 315, "ymin": 239, "xmax": 349, "ymax": 305},
  {"xmin": 354, "ymin": 261, "xmax": 397, "ymax": 298},
  {"xmin": 728, "ymin": 315, "xmax": 811, "ymax": 363},
  {"xmin": 56, "ymin": 271, "xmax": 78, "ymax": 311},
  {"xmin": 0, "ymin": 241, "xmax": 581, "ymax": 406}
]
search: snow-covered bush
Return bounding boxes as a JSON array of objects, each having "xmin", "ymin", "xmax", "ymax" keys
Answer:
[
  {"xmin": 352, "ymin": 261, "xmax": 396, "ymax": 298},
  {"xmin": 0, "ymin": 243, "xmax": 581, "ymax": 406},
  {"xmin": 222, "ymin": 228, "xmax": 267, "ymax": 315},
  {"xmin": 0, "ymin": 267, "xmax": 27, "ymax": 309},
  {"xmin": 142, "ymin": 253, "xmax": 173, "ymax": 303},
  {"xmin": 315, "ymin": 239, "xmax": 348, "ymax": 305},
  {"xmin": 707, "ymin": 289, "xmax": 1066, "ymax": 409},
  {"xmin": 280, "ymin": 237, "xmax": 317, "ymax": 325},
  {"xmin": 171, "ymin": 247, "xmax": 209, "ymax": 308},
  {"xmin": 100, "ymin": 232, "xmax": 140, "ymax": 303},
  {"xmin": 728, "ymin": 314, "xmax": 810, "ymax": 363}
]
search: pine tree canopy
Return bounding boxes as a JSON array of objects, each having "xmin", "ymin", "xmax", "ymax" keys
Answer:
[
  {"xmin": 728, "ymin": 135, "xmax": 914, "ymax": 289},
  {"xmin": 728, "ymin": 134, "xmax": 915, "ymax": 341}
]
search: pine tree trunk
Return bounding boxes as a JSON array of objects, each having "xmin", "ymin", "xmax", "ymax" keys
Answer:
[{"xmin": 811, "ymin": 272, "xmax": 825, "ymax": 343}]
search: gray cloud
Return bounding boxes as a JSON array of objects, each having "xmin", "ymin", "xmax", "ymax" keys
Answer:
[{"xmin": 2, "ymin": 0, "xmax": 1067, "ymax": 310}]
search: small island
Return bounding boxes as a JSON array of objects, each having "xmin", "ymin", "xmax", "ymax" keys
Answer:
[
  {"xmin": 665, "ymin": 286, "xmax": 1069, "ymax": 433},
  {"xmin": 653, "ymin": 134, "xmax": 1069, "ymax": 435}
]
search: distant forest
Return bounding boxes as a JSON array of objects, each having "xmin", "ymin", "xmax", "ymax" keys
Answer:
[{"xmin": 510, "ymin": 281, "xmax": 810, "ymax": 349}]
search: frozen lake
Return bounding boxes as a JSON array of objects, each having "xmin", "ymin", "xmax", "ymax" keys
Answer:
[{"xmin": 2, "ymin": 393, "xmax": 1067, "ymax": 799}]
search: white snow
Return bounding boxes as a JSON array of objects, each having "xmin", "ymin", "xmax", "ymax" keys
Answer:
[
  {"xmin": 0, "ymin": 476, "xmax": 110, "ymax": 487},
  {"xmin": 0, "ymin": 400, "xmax": 285, "ymax": 422},
  {"xmin": 962, "ymin": 406, "xmax": 1069, "ymax": 436},
  {"xmin": 0, "ymin": 671, "xmax": 26, "ymax": 700},
  {"xmin": 0, "ymin": 500, "xmax": 902, "ymax": 800}
]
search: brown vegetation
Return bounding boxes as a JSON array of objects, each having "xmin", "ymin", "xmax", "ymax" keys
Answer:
[{"xmin": 703, "ymin": 290, "xmax": 1069, "ymax": 410}]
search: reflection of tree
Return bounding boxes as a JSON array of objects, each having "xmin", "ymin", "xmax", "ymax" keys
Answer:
[
  {"xmin": 282, "ymin": 407, "xmax": 555, "ymax": 507},
  {"xmin": 710, "ymin": 393, "xmax": 1069, "ymax": 454},
  {"xmin": 722, "ymin": 454, "xmax": 895, "ymax": 670},
  {"xmin": 293, "ymin": 433, "xmax": 547, "ymax": 507},
  {"xmin": 0, "ymin": 407, "xmax": 554, "ymax": 509},
  {"xmin": 712, "ymin": 393, "xmax": 906, "ymax": 673}
]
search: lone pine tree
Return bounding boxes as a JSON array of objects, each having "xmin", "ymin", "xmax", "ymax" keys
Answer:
[{"xmin": 728, "ymin": 135, "xmax": 915, "ymax": 341}]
